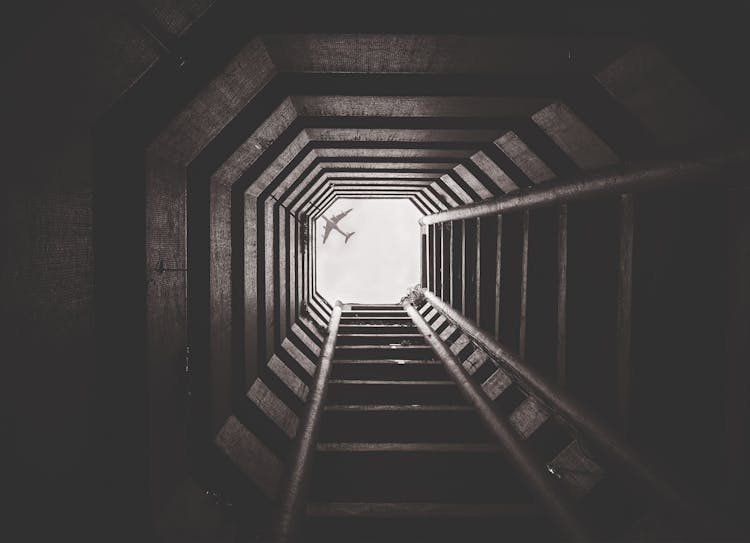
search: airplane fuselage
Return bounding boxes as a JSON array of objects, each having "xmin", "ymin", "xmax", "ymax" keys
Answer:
[
  {"xmin": 324, "ymin": 217, "xmax": 348, "ymax": 236},
  {"xmin": 321, "ymin": 209, "xmax": 355, "ymax": 243}
]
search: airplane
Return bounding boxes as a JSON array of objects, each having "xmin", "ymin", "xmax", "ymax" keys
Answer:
[{"xmin": 321, "ymin": 208, "xmax": 355, "ymax": 244}]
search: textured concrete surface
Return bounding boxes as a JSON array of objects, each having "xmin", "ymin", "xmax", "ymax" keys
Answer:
[
  {"xmin": 595, "ymin": 44, "xmax": 726, "ymax": 146},
  {"xmin": 532, "ymin": 101, "xmax": 620, "ymax": 170}
]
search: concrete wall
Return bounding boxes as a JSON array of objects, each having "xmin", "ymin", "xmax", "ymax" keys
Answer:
[{"xmin": 1, "ymin": 2, "xmax": 230, "ymax": 540}]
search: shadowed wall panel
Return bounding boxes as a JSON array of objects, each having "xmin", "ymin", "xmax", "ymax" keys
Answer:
[
  {"xmin": 435, "ymin": 224, "xmax": 443, "ymax": 298},
  {"xmin": 421, "ymin": 229, "xmax": 428, "ymax": 288},
  {"xmin": 525, "ymin": 205, "xmax": 559, "ymax": 380},
  {"xmin": 477, "ymin": 215, "xmax": 498, "ymax": 333},
  {"xmin": 498, "ymin": 212, "xmax": 523, "ymax": 354},
  {"xmin": 566, "ymin": 197, "xmax": 619, "ymax": 424},
  {"xmin": 723, "ymin": 186, "xmax": 750, "ymax": 516},
  {"xmin": 451, "ymin": 219, "xmax": 464, "ymax": 312},
  {"xmin": 463, "ymin": 219, "xmax": 478, "ymax": 322},
  {"xmin": 443, "ymin": 222, "xmax": 452, "ymax": 304},
  {"xmin": 428, "ymin": 225, "xmax": 435, "ymax": 291},
  {"xmin": 630, "ymin": 186, "xmax": 729, "ymax": 500}
]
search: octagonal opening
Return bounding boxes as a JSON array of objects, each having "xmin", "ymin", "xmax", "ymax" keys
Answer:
[{"xmin": 316, "ymin": 198, "xmax": 422, "ymax": 304}]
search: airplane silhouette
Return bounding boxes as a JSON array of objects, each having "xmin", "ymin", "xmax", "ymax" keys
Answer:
[{"xmin": 321, "ymin": 208, "xmax": 355, "ymax": 244}]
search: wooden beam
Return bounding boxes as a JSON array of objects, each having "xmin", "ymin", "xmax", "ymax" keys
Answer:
[
  {"xmin": 442, "ymin": 222, "xmax": 452, "ymax": 303},
  {"xmin": 288, "ymin": 213, "xmax": 296, "ymax": 326},
  {"xmin": 474, "ymin": 218, "xmax": 482, "ymax": 324},
  {"xmin": 615, "ymin": 194, "xmax": 634, "ymax": 432},
  {"xmin": 301, "ymin": 218, "xmax": 308, "ymax": 312},
  {"xmin": 434, "ymin": 224, "xmax": 441, "ymax": 296},
  {"xmin": 215, "ymin": 416, "xmax": 282, "ymax": 500},
  {"xmin": 448, "ymin": 222, "xmax": 455, "ymax": 305},
  {"xmin": 243, "ymin": 193, "xmax": 260, "ymax": 386},
  {"xmin": 494, "ymin": 214, "xmax": 503, "ymax": 340},
  {"xmin": 428, "ymin": 224, "xmax": 435, "ymax": 291},
  {"xmin": 277, "ymin": 204, "xmax": 287, "ymax": 344},
  {"xmin": 451, "ymin": 220, "xmax": 463, "ymax": 312},
  {"xmin": 556, "ymin": 204, "xmax": 568, "ymax": 388},
  {"xmin": 519, "ymin": 210, "xmax": 530, "ymax": 360},
  {"xmin": 421, "ymin": 227, "xmax": 428, "ymax": 288},
  {"xmin": 436, "ymin": 223, "xmax": 443, "ymax": 299},
  {"xmin": 460, "ymin": 219, "xmax": 468, "ymax": 315},
  {"xmin": 307, "ymin": 502, "xmax": 539, "ymax": 517}
]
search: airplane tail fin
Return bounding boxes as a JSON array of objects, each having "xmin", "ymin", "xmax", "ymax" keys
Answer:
[{"xmin": 344, "ymin": 232, "xmax": 355, "ymax": 244}]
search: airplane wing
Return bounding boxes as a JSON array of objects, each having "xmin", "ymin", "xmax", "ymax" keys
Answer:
[
  {"xmin": 330, "ymin": 208, "xmax": 352, "ymax": 223},
  {"xmin": 321, "ymin": 221, "xmax": 333, "ymax": 243}
]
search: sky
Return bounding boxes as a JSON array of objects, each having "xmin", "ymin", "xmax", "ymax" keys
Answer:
[{"xmin": 316, "ymin": 198, "xmax": 422, "ymax": 304}]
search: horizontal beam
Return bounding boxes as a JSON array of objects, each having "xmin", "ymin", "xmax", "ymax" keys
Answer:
[
  {"xmin": 331, "ymin": 187, "xmax": 426, "ymax": 192},
  {"xmin": 329, "ymin": 194, "xmax": 414, "ymax": 199},
  {"xmin": 420, "ymin": 141, "xmax": 750, "ymax": 225},
  {"xmin": 330, "ymin": 180, "xmax": 434, "ymax": 186}
]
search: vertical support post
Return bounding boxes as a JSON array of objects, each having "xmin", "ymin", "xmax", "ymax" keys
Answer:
[
  {"xmin": 450, "ymin": 222, "xmax": 456, "ymax": 307},
  {"xmin": 463, "ymin": 218, "xmax": 477, "ymax": 321},
  {"xmin": 421, "ymin": 225, "xmax": 428, "ymax": 288},
  {"xmin": 302, "ymin": 218, "xmax": 306, "ymax": 309},
  {"xmin": 288, "ymin": 211, "xmax": 295, "ymax": 325},
  {"xmin": 556, "ymin": 204, "xmax": 568, "ymax": 388},
  {"xmin": 295, "ymin": 217, "xmax": 302, "ymax": 321},
  {"xmin": 452, "ymin": 220, "xmax": 463, "ymax": 312},
  {"xmin": 460, "ymin": 219, "xmax": 468, "ymax": 314},
  {"xmin": 494, "ymin": 214, "xmax": 503, "ymax": 340},
  {"xmin": 616, "ymin": 194, "xmax": 634, "ymax": 432},
  {"xmin": 474, "ymin": 217, "xmax": 482, "ymax": 323},
  {"xmin": 276, "ymin": 301, "xmax": 343, "ymax": 543},
  {"xmin": 442, "ymin": 222, "xmax": 451, "ymax": 303},
  {"xmin": 519, "ymin": 209, "xmax": 530, "ymax": 360},
  {"xmin": 264, "ymin": 200, "xmax": 277, "ymax": 359},
  {"xmin": 301, "ymin": 218, "xmax": 306, "ymax": 316},
  {"xmin": 241, "ymin": 193, "xmax": 259, "ymax": 389},
  {"xmin": 438, "ymin": 223, "xmax": 444, "ymax": 299},
  {"xmin": 314, "ymin": 219, "xmax": 320, "ymax": 296},
  {"xmin": 277, "ymin": 204, "xmax": 288, "ymax": 343},
  {"xmin": 434, "ymin": 223, "xmax": 442, "ymax": 297},
  {"xmin": 309, "ymin": 219, "xmax": 315, "ymax": 299},
  {"xmin": 428, "ymin": 224, "xmax": 435, "ymax": 292},
  {"xmin": 313, "ymin": 219, "xmax": 320, "ymax": 297}
]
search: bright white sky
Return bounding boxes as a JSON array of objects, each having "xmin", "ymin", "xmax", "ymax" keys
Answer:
[{"xmin": 316, "ymin": 198, "xmax": 422, "ymax": 304}]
